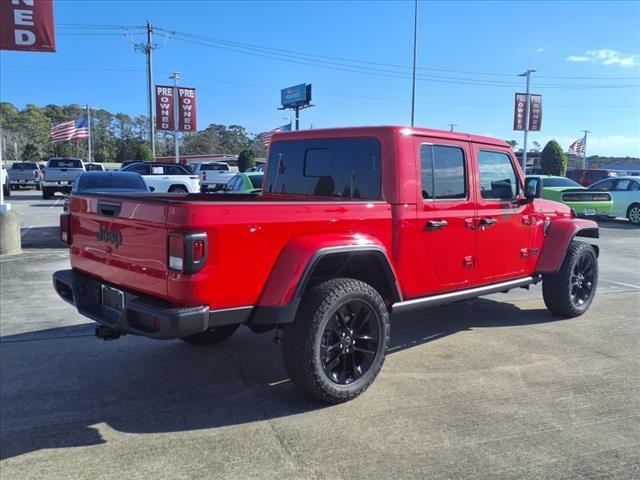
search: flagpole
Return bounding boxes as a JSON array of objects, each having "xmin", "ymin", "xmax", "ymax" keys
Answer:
[
  {"xmin": 581, "ymin": 130, "xmax": 590, "ymax": 169},
  {"xmin": 86, "ymin": 105, "xmax": 93, "ymax": 163}
]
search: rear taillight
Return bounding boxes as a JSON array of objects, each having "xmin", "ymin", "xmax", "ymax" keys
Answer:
[
  {"xmin": 562, "ymin": 194, "xmax": 582, "ymax": 202},
  {"xmin": 592, "ymin": 193, "xmax": 610, "ymax": 201},
  {"xmin": 34, "ymin": 169, "xmax": 39, "ymax": 178},
  {"xmin": 41, "ymin": 170, "xmax": 46, "ymax": 180},
  {"xmin": 60, "ymin": 213, "xmax": 71, "ymax": 245},
  {"xmin": 168, "ymin": 232, "xmax": 207, "ymax": 274}
]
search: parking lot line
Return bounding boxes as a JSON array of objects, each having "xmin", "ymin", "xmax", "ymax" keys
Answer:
[{"xmin": 599, "ymin": 279, "xmax": 640, "ymax": 290}]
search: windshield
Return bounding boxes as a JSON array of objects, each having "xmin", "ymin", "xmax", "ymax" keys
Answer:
[
  {"xmin": 75, "ymin": 173, "xmax": 146, "ymax": 191},
  {"xmin": 49, "ymin": 159, "xmax": 83, "ymax": 168},
  {"xmin": 265, "ymin": 137, "xmax": 381, "ymax": 199},
  {"xmin": 541, "ymin": 177, "xmax": 582, "ymax": 188}
]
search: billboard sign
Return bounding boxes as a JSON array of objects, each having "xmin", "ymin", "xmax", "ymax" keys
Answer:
[
  {"xmin": 513, "ymin": 93, "xmax": 527, "ymax": 131},
  {"xmin": 281, "ymin": 83, "xmax": 311, "ymax": 108},
  {"xmin": 0, "ymin": 0, "xmax": 56, "ymax": 52},
  {"xmin": 528, "ymin": 94, "xmax": 542, "ymax": 131},
  {"xmin": 156, "ymin": 86, "xmax": 197, "ymax": 132}
]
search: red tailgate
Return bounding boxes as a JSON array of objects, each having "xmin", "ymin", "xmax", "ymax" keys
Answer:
[{"xmin": 68, "ymin": 195, "xmax": 169, "ymax": 299}]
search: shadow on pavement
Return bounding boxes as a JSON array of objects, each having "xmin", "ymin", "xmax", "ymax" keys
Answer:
[
  {"xmin": 20, "ymin": 226, "xmax": 65, "ymax": 249},
  {"xmin": 0, "ymin": 299, "xmax": 563, "ymax": 460}
]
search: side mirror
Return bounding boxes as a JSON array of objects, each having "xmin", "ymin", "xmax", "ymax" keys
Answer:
[{"xmin": 524, "ymin": 177, "xmax": 542, "ymax": 202}]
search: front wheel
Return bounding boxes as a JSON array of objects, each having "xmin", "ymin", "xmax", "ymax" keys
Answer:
[
  {"xmin": 282, "ymin": 278, "xmax": 390, "ymax": 404},
  {"xmin": 627, "ymin": 203, "xmax": 640, "ymax": 225},
  {"xmin": 542, "ymin": 241, "xmax": 598, "ymax": 317},
  {"xmin": 3, "ymin": 182, "xmax": 10, "ymax": 197},
  {"xmin": 168, "ymin": 185, "xmax": 188, "ymax": 193}
]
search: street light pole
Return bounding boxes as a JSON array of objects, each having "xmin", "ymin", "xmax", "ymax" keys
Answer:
[
  {"xmin": 581, "ymin": 130, "xmax": 591, "ymax": 169},
  {"xmin": 518, "ymin": 69, "xmax": 536, "ymax": 173}
]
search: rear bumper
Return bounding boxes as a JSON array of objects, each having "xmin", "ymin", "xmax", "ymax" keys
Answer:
[
  {"xmin": 42, "ymin": 181, "xmax": 73, "ymax": 189},
  {"xmin": 53, "ymin": 269, "xmax": 243, "ymax": 340},
  {"xmin": 9, "ymin": 179, "xmax": 39, "ymax": 185}
]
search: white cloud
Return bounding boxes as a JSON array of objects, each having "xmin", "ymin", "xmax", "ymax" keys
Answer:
[
  {"xmin": 566, "ymin": 54, "xmax": 590, "ymax": 63},
  {"xmin": 566, "ymin": 49, "xmax": 639, "ymax": 68},
  {"xmin": 530, "ymin": 47, "xmax": 545, "ymax": 54}
]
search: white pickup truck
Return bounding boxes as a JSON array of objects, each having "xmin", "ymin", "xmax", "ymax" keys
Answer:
[
  {"xmin": 42, "ymin": 157, "xmax": 86, "ymax": 199},
  {"xmin": 192, "ymin": 162, "xmax": 236, "ymax": 192},
  {"xmin": 121, "ymin": 162, "xmax": 200, "ymax": 193}
]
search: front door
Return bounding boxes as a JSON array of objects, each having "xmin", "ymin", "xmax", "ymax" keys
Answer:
[
  {"xmin": 473, "ymin": 146, "xmax": 531, "ymax": 283},
  {"xmin": 415, "ymin": 138, "xmax": 477, "ymax": 294}
]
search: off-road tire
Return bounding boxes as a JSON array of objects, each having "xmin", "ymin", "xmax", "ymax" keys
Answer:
[
  {"xmin": 542, "ymin": 241, "xmax": 598, "ymax": 317},
  {"xmin": 281, "ymin": 278, "xmax": 390, "ymax": 404},
  {"xmin": 180, "ymin": 324, "xmax": 240, "ymax": 345},
  {"xmin": 627, "ymin": 203, "xmax": 640, "ymax": 225}
]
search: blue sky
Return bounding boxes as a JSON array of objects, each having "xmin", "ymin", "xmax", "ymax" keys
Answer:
[{"xmin": 1, "ymin": 0, "xmax": 639, "ymax": 156}]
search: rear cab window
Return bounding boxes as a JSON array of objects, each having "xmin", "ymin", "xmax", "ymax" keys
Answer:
[
  {"xmin": 265, "ymin": 137, "xmax": 381, "ymax": 199},
  {"xmin": 48, "ymin": 159, "xmax": 83, "ymax": 168},
  {"xmin": 12, "ymin": 163, "xmax": 37, "ymax": 169}
]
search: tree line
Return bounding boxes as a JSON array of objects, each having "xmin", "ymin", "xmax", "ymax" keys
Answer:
[{"xmin": 0, "ymin": 102, "xmax": 267, "ymax": 163}]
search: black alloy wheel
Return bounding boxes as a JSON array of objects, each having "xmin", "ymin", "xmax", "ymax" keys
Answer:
[{"xmin": 321, "ymin": 300, "xmax": 380, "ymax": 385}]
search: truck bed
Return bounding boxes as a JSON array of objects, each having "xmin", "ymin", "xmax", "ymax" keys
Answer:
[{"xmin": 68, "ymin": 192, "xmax": 392, "ymax": 309}]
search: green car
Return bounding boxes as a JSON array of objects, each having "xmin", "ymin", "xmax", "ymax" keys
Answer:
[
  {"xmin": 526, "ymin": 175, "xmax": 613, "ymax": 216},
  {"xmin": 220, "ymin": 172, "xmax": 263, "ymax": 194}
]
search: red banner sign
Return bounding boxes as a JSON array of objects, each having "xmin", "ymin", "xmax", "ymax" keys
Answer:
[
  {"xmin": 155, "ymin": 86, "xmax": 197, "ymax": 132},
  {"xmin": 513, "ymin": 93, "xmax": 527, "ymax": 131},
  {"xmin": 0, "ymin": 0, "xmax": 56, "ymax": 52},
  {"xmin": 513, "ymin": 93, "xmax": 543, "ymax": 131},
  {"xmin": 155, "ymin": 85, "xmax": 175, "ymax": 131},
  {"xmin": 528, "ymin": 94, "xmax": 542, "ymax": 131}
]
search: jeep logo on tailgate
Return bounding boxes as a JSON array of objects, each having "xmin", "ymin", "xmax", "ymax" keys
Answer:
[{"xmin": 96, "ymin": 225, "xmax": 122, "ymax": 249}]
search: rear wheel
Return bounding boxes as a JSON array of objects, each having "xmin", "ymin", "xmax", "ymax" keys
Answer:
[
  {"xmin": 180, "ymin": 324, "xmax": 240, "ymax": 345},
  {"xmin": 627, "ymin": 203, "xmax": 640, "ymax": 225},
  {"xmin": 42, "ymin": 187, "xmax": 53, "ymax": 200},
  {"xmin": 169, "ymin": 185, "xmax": 188, "ymax": 193},
  {"xmin": 542, "ymin": 241, "xmax": 598, "ymax": 317},
  {"xmin": 36, "ymin": 183, "xmax": 41, "ymax": 191},
  {"xmin": 282, "ymin": 278, "xmax": 390, "ymax": 404},
  {"xmin": 3, "ymin": 182, "xmax": 9, "ymax": 197}
]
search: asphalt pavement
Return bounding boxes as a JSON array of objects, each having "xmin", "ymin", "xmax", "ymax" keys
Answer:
[{"xmin": 1, "ymin": 189, "xmax": 639, "ymax": 479}]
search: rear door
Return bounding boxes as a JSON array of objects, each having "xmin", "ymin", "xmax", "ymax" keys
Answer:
[
  {"xmin": 414, "ymin": 137, "xmax": 476, "ymax": 293},
  {"xmin": 69, "ymin": 195, "xmax": 169, "ymax": 298},
  {"xmin": 473, "ymin": 146, "xmax": 531, "ymax": 283}
]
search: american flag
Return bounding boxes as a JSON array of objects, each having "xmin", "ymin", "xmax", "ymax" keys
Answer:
[
  {"xmin": 258, "ymin": 123, "xmax": 291, "ymax": 149},
  {"xmin": 569, "ymin": 137, "xmax": 586, "ymax": 155},
  {"xmin": 51, "ymin": 116, "xmax": 89, "ymax": 144}
]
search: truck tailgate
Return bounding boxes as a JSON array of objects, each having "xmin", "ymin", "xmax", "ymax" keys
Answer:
[{"xmin": 69, "ymin": 195, "xmax": 169, "ymax": 299}]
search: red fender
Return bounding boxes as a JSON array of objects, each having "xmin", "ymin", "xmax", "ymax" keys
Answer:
[
  {"xmin": 535, "ymin": 218, "xmax": 599, "ymax": 273},
  {"xmin": 257, "ymin": 233, "xmax": 397, "ymax": 307}
]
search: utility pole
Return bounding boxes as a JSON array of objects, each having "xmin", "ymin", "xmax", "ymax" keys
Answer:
[
  {"xmin": 146, "ymin": 21, "xmax": 156, "ymax": 156},
  {"xmin": 170, "ymin": 72, "xmax": 180, "ymax": 164},
  {"xmin": 581, "ymin": 130, "xmax": 591, "ymax": 169},
  {"xmin": 447, "ymin": 123, "xmax": 457, "ymax": 132},
  {"xmin": 518, "ymin": 69, "xmax": 536, "ymax": 173},
  {"xmin": 86, "ymin": 105, "xmax": 92, "ymax": 163},
  {"xmin": 410, "ymin": 0, "xmax": 418, "ymax": 127}
]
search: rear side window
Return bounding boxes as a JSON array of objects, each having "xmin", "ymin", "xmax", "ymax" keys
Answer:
[
  {"xmin": 420, "ymin": 145, "xmax": 466, "ymax": 200},
  {"xmin": 590, "ymin": 179, "xmax": 615, "ymax": 191},
  {"xmin": 266, "ymin": 138, "xmax": 381, "ymax": 199},
  {"xmin": 478, "ymin": 151, "xmax": 518, "ymax": 200},
  {"xmin": 48, "ymin": 159, "xmax": 83, "ymax": 168},
  {"xmin": 165, "ymin": 165, "xmax": 189, "ymax": 175}
]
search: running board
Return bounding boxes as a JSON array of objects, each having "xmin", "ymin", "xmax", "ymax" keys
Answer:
[{"xmin": 391, "ymin": 275, "xmax": 541, "ymax": 314}]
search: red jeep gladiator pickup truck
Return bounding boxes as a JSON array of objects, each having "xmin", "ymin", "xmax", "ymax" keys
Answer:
[{"xmin": 54, "ymin": 126, "xmax": 599, "ymax": 403}]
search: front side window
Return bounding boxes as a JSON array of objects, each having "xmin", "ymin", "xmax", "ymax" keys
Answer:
[
  {"xmin": 129, "ymin": 164, "xmax": 149, "ymax": 175},
  {"xmin": 420, "ymin": 145, "xmax": 466, "ymax": 200},
  {"xmin": 266, "ymin": 138, "xmax": 381, "ymax": 199},
  {"xmin": 478, "ymin": 150, "xmax": 518, "ymax": 200}
]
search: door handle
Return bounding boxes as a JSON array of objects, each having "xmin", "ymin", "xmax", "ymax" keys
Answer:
[
  {"xmin": 480, "ymin": 218, "xmax": 498, "ymax": 227},
  {"xmin": 425, "ymin": 220, "xmax": 448, "ymax": 230}
]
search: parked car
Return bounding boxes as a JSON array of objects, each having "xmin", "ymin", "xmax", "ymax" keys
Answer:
[
  {"xmin": 85, "ymin": 163, "xmax": 106, "ymax": 172},
  {"xmin": 8, "ymin": 162, "xmax": 40, "ymax": 190},
  {"xmin": 527, "ymin": 175, "xmax": 612, "ymax": 217},
  {"xmin": 121, "ymin": 162, "xmax": 200, "ymax": 193},
  {"xmin": 589, "ymin": 176, "xmax": 640, "ymax": 225},
  {"xmin": 63, "ymin": 171, "xmax": 149, "ymax": 213},
  {"xmin": 41, "ymin": 157, "xmax": 86, "ymax": 199},
  {"xmin": 1, "ymin": 165, "xmax": 9, "ymax": 197},
  {"xmin": 568, "ymin": 168, "xmax": 628, "ymax": 187},
  {"xmin": 55, "ymin": 126, "xmax": 601, "ymax": 404},
  {"xmin": 220, "ymin": 172, "xmax": 263, "ymax": 194},
  {"xmin": 192, "ymin": 162, "xmax": 235, "ymax": 192}
]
